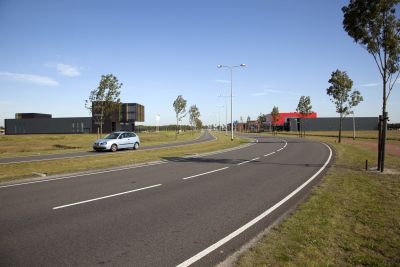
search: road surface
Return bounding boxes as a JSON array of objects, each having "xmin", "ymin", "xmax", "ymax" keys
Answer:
[{"xmin": 0, "ymin": 136, "xmax": 332, "ymax": 266}]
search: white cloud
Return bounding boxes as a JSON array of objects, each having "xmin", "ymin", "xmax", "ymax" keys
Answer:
[
  {"xmin": 0, "ymin": 72, "xmax": 59, "ymax": 86},
  {"xmin": 56, "ymin": 63, "xmax": 80, "ymax": 77},
  {"xmin": 358, "ymin": 82, "xmax": 380, "ymax": 87}
]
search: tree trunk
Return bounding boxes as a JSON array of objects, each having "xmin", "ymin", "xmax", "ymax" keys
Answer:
[
  {"xmin": 339, "ymin": 117, "xmax": 342, "ymax": 143},
  {"xmin": 100, "ymin": 114, "xmax": 103, "ymax": 136},
  {"xmin": 378, "ymin": 115, "xmax": 382, "ymax": 170},
  {"xmin": 379, "ymin": 75, "xmax": 387, "ymax": 172}
]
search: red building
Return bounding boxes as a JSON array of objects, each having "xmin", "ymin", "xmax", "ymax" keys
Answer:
[{"xmin": 268, "ymin": 112, "xmax": 317, "ymax": 126}]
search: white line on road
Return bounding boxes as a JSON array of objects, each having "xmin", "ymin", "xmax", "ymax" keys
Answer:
[
  {"xmin": 53, "ymin": 184, "xmax": 162, "ymax": 210},
  {"xmin": 237, "ymin": 157, "xmax": 260, "ymax": 166},
  {"xmin": 264, "ymin": 152, "xmax": 275, "ymax": 157},
  {"xmin": 182, "ymin": 167, "xmax": 229, "ymax": 180},
  {"xmin": 177, "ymin": 143, "xmax": 332, "ymax": 267}
]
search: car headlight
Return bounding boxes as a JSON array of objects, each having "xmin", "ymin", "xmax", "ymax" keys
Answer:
[{"xmin": 100, "ymin": 142, "xmax": 107, "ymax": 145}]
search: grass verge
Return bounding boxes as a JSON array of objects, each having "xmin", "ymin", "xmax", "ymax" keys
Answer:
[
  {"xmin": 236, "ymin": 134, "xmax": 400, "ymax": 266},
  {"xmin": 0, "ymin": 132, "xmax": 246, "ymax": 183},
  {"xmin": 0, "ymin": 131, "xmax": 201, "ymax": 158}
]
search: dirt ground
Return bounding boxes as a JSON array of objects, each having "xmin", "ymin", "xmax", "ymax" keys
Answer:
[{"xmin": 343, "ymin": 139, "xmax": 400, "ymax": 157}]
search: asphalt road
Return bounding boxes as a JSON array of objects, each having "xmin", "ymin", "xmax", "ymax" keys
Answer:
[
  {"xmin": 0, "ymin": 131, "xmax": 215, "ymax": 164},
  {"xmin": 0, "ymin": 136, "xmax": 332, "ymax": 266}
]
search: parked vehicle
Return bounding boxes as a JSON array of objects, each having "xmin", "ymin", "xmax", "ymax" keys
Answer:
[{"xmin": 93, "ymin": 131, "xmax": 140, "ymax": 152}]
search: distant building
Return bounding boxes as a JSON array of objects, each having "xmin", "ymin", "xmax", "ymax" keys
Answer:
[
  {"xmin": 4, "ymin": 102, "xmax": 145, "ymax": 135},
  {"xmin": 287, "ymin": 117, "xmax": 378, "ymax": 131},
  {"xmin": 227, "ymin": 112, "xmax": 378, "ymax": 132}
]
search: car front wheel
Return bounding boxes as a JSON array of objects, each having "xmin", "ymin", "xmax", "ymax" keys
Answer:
[
  {"xmin": 110, "ymin": 144, "xmax": 118, "ymax": 152},
  {"xmin": 133, "ymin": 142, "xmax": 139, "ymax": 150}
]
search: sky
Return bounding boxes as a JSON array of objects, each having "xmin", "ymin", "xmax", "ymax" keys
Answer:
[{"xmin": 0, "ymin": 0, "xmax": 399, "ymax": 127}]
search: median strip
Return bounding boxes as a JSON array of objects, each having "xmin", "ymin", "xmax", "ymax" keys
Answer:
[{"xmin": 53, "ymin": 184, "xmax": 162, "ymax": 210}]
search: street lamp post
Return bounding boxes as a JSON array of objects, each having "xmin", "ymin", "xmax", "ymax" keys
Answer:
[
  {"xmin": 217, "ymin": 64, "xmax": 246, "ymax": 141},
  {"xmin": 218, "ymin": 94, "xmax": 230, "ymax": 136}
]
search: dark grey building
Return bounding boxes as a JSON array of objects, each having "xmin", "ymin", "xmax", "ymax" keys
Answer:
[
  {"xmin": 287, "ymin": 117, "xmax": 378, "ymax": 132},
  {"xmin": 4, "ymin": 102, "xmax": 145, "ymax": 134},
  {"xmin": 5, "ymin": 117, "xmax": 92, "ymax": 134}
]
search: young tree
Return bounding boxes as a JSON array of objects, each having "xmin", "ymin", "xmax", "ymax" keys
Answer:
[
  {"xmin": 257, "ymin": 113, "xmax": 266, "ymax": 132},
  {"xmin": 195, "ymin": 118, "xmax": 203, "ymax": 130},
  {"xmin": 271, "ymin": 106, "xmax": 280, "ymax": 135},
  {"xmin": 85, "ymin": 74, "xmax": 122, "ymax": 136},
  {"xmin": 246, "ymin": 115, "xmax": 251, "ymax": 132},
  {"xmin": 173, "ymin": 95, "xmax": 187, "ymax": 137},
  {"xmin": 296, "ymin": 96, "xmax": 313, "ymax": 137},
  {"xmin": 342, "ymin": 0, "xmax": 400, "ymax": 171},
  {"xmin": 189, "ymin": 105, "xmax": 200, "ymax": 131},
  {"xmin": 326, "ymin": 70, "xmax": 363, "ymax": 143}
]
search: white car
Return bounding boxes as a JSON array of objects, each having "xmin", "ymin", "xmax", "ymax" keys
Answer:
[{"xmin": 93, "ymin": 131, "xmax": 140, "ymax": 152}]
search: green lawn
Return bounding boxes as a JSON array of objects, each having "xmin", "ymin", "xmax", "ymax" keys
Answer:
[
  {"xmin": 0, "ymin": 130, "xmax": 201, "ymax": 158},
  {"xmin": 0, "ymin": 132, "xmax": 247, "ymax": 182},
  {"xmin": 236, "ymin": 134, "xmax": 400, "ymax": 266}
]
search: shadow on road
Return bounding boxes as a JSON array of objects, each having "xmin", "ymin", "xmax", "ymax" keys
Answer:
[{"xmin": 162, "ymin": 156, "xmax": 326, "ymax": 168}]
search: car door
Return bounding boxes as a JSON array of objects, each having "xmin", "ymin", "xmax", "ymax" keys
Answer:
[
  {"xmin": 117, "ymin": 133, "xmax": 127, "ymax": 149},
  {"xmin": 126, "ymin": 132, "xmax": 135, "ymax": 148}
]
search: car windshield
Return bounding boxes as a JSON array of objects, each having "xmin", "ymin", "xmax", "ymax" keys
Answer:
[{"xmin": 104, "ymin": 133, "xmax": 120, "ymax": 139}]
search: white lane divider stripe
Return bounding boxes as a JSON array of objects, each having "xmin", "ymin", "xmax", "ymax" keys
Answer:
[
  {"xmin": 182, "ymin": 167, "xmax": 229, "ymax": 180},
  {"xmin": 264, "ymin": 152, "xmax": 275, "ymax": 157},
  {"xmin": 237, "ymin": 157, "xmax": 260, "ymax": 166},
  {"xmin": 0, "ymin": 161, "xmax": 167, "ymax": 189},
  {"xmin": 177, "ymin": 143, "xmax": 333, "ymax": 267},
  {"xmin": 53, "ymin": 184, "xmax": 162, "ymax": 210}
]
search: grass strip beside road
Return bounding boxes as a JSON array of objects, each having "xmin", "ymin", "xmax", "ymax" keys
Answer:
[
  {"xmin": 0, "ymin": 132, "xmax": 246, "ymax": 183},
  {"xmin": 236, "ymin": 134, "xmax": 400, "ymax": 266},
  {"xmin": 277, "ymin": 130, "xmax": 400, "ymax": 142},
  {"xmin": 0, "ymin": 131, "xmax": 201, "ymax": 158}
]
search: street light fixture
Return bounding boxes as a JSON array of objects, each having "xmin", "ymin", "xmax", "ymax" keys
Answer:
[{"xmin": 217, "ymin": 64, "xmax": 246, "ymax": 141}]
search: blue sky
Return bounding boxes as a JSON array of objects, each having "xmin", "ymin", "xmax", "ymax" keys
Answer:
[{"xmin": 1, "ymin": 0, "xmax": 399, "ymax": 127}]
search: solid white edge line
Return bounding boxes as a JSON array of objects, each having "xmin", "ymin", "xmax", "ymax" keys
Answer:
[
  {"xmin": 182, "ymin": 167, "xmax": 229, "ymax": 180},
  {"xmin": 53, "ymin": 184, "xmax": 162, "ymax": 210},
  {"xmin": 176, "ymin": 143, "xmax": 332, "ymax": 267}
]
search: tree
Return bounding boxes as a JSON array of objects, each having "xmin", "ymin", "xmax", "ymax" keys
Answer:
[
  {"xmin": 257, "ymin": 113, "xmax": 266, "ymax": 132},
  {"xmin": 271, "ymin": 106, "xmax": 280, "ymax": 135},
  {"xmin": 246, "ymin": 115, "xmax": 251, "ymax": 132},
  {"xmin": 85, "ymin": 74, "xmax": 122, "ymax": 136},
  {"xmin": 189, "ymin": 105, "xmax": 201, "ymax": 131},
  {"xmin": 342, "ymin": 0, "xmax": 400, "ymax": 171},
  {"xmin": 326, "ymin": 70, "xmax": 363, "ymax": 143},
  {"xmin": 195, "ymin": 118, "xmax": 203, "ymax": 129},
  {"xmin": 296, "ymin": 96, "xmax": 313, "ymax": 137},
  {"xmin": 173, "ymin": 95, "xmax": 187, "ymax": 137}
]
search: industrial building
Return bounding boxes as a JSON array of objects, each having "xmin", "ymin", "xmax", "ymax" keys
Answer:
[
  {"xmin": 4, "ymin": 102, "xmax": 145, "ymax": 135},
  {"xmin": 228, "ymin": 112, "xmax": 378, "ymax": 132}
]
